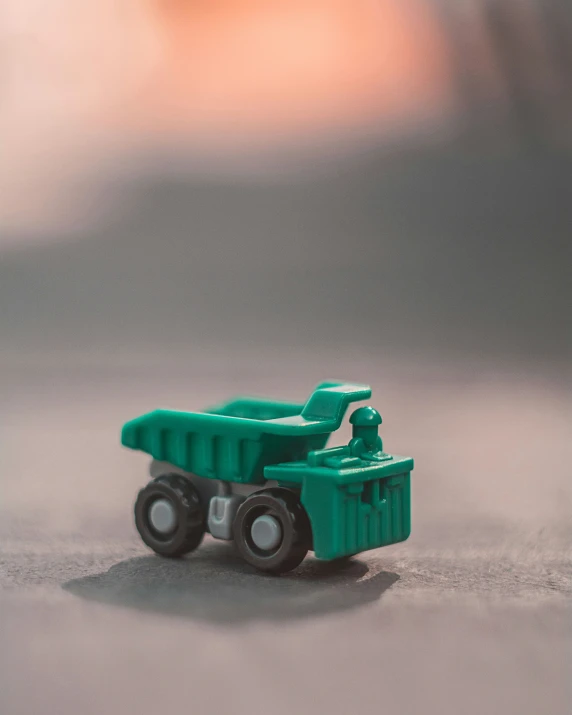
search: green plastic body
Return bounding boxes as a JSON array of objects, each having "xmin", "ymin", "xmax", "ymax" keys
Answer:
[
  {"xmin": 121, "ymin": 381, "xmax": 413, "ymax": 560},
  {"xmin": 121, "ymin": 382, "xmax": 371, "ymax": 484},
  {"xmin": 265, "ymin": 450, "xmax": 412, "ymax": 560}
]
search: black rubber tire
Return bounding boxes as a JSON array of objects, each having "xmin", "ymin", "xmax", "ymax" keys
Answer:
[
  {"xmin": 232, "ymin": 488, "xmax": 311, "ymax": 574},
  {"xmin": 134, "ymin": 474, "xmax": 205, "ymax": 557}
]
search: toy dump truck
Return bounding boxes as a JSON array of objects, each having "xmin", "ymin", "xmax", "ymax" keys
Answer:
[{"xmin": 121, "ymin": 382, "xmax": 413, "ymax": 574}]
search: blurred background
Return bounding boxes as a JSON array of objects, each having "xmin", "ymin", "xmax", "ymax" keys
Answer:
[
  {"xmin": 1, "ymin": 0, "xmax": 571, "ymax": 368},
  {"xmin": 1, "ymin": 2, "xmax": 571, "ymax": 714}
]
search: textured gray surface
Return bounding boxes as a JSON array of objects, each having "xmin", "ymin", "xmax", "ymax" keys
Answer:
[{"xmin": 0, "ymin": 360, "xmax": 570, "ymax": 715}]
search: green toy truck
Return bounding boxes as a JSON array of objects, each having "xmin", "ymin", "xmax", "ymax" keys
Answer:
[{"xmin": 121, "ymin": 382, "xmax": 413, "ymax": 574}]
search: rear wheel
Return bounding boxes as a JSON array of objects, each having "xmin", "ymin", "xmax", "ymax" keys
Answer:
[
  {"xmin": 134, "ymin": 474, "xmax": 205, "ymax": 557},
  {"xmin": 232, "ymin": 488, "xmax": 311, "ymax": 574}
]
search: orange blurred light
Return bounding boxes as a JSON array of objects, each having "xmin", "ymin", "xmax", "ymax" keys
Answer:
[
  {"xmin": 126, "ymin": 0, "xmax": 454, "ymax": 142},
  {"xmin": 1, "ymin": 0, "xmax": 455, "ymax": 236}
]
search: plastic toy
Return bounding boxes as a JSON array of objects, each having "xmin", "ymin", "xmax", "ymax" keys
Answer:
[{"xmin": 121, "ymin": 381, "xmax": 413, "ymax": 574}]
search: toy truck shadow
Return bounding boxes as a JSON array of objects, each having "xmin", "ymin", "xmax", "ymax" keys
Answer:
[
  {"xmin": 121, "ymin": 381, "xmax": 414, "ymax": 575},
  {"xmin": 63, "ymin": 542, "xmax": 399, "ymax": 624}
]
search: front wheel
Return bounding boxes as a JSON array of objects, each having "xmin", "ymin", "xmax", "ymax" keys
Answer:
[
  {"xmin": 232, "ymin": 488, "xmax": 311, "ymax": 574},
  {"xmin": 134, "ymin": 474, "xmax": 205, "ymax": 557}
]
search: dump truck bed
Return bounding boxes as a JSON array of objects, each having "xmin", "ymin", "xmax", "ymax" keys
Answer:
[{"xmin": 121, "ymin": 383, "xmax": 371, "ymax": 484}]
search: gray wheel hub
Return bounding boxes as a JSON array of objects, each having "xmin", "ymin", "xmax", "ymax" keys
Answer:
[
  {"xmin": 251, "ymin": 514, "xmax": 282, "ymax": 551},
  {"xmin": 149, "ymin": 498, "xmax": 177, "ymax": 534}
]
